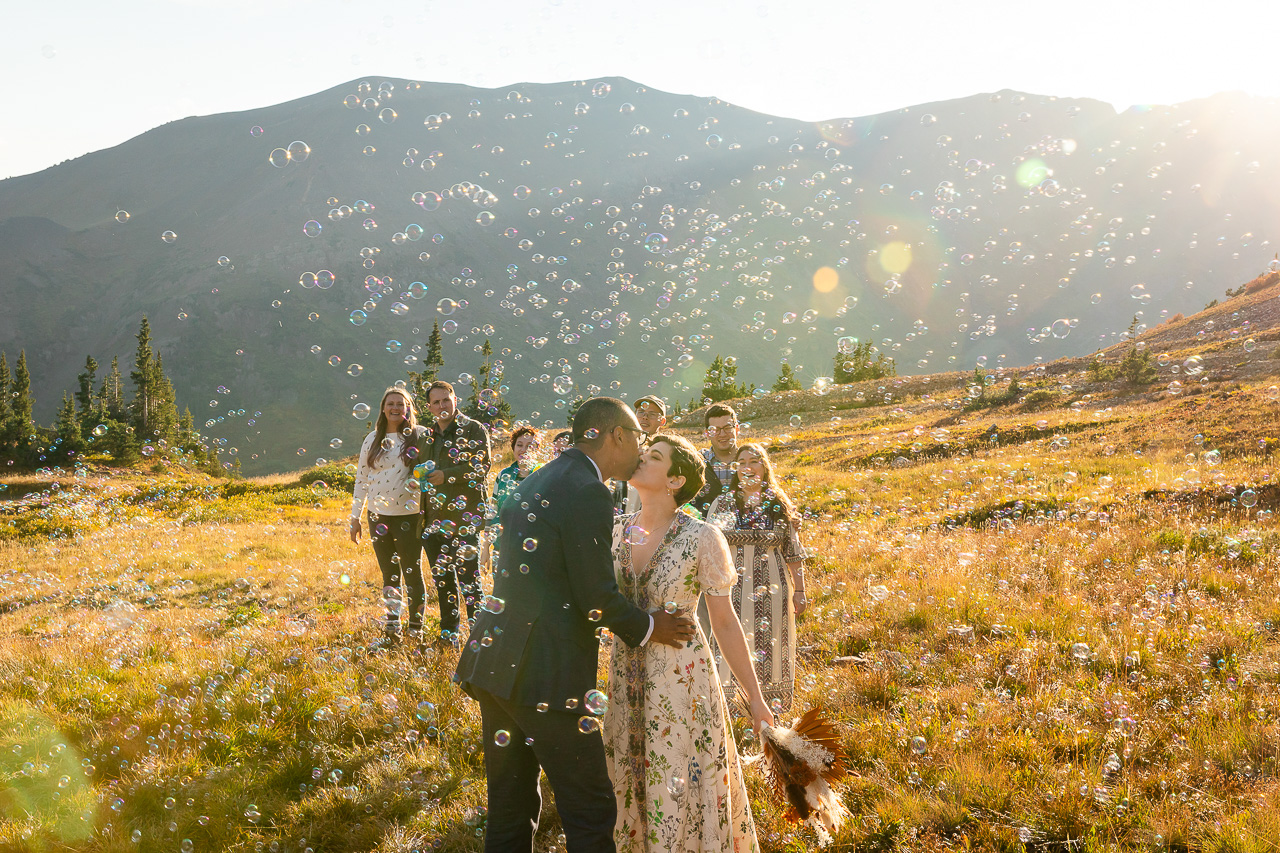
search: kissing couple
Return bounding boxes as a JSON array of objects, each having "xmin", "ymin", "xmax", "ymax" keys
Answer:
[{"xmin": 455, "ymin": 397, "xmax": 775, "ymax": 852}]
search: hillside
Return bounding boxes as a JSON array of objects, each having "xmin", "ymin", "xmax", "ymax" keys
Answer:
[
  {"xmin": 4, "ymin": 301, "xmax": 1280, "ymax": 849},
  {"xmin": 3, "ymin": 78, "xmax": 1280, "ymax": 472}
]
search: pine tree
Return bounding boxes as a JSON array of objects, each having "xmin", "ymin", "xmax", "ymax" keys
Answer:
[
  {"xmin": 699, "ymin": 355, "xmax": 749, "ymax": 404},
  {"xmin": 0, "ymin": 352, "xmax": 11, "ymax": 461},
  {"xmin": 772, "ymin": 363, "xmax": 803, "ymax": 392},
  {"xmin": 464, "ymin": 339, "xmax": 513, "ymax": 426},
  {"xmin": 55, "ymin": 392, "xmax": 83, "ymax": 456},
  {"xmin": 11, "ymin": 350, "xmax": 34, "ymax": 444},
  {"xmin": 99, "ymin": 357, "xmax": 126, "ymax": 421},
  {"xmin": 1118, "ymin": 315, "xmax": 1158, "ymax": 386},
  {"xmin": 0, "ymin": 352, "xmax": 11, "ymax": 434},
  {"xmin": 129, "ymin": 317, "xmax": 157, "ymax": 437},
  {"xmin": 408, "ymin": 320, "xmax": 446, "ymax": 413},
  {"xmin": 834, "ymin": 339, "xmax": 896, "ymax": 384},
  {"xmin": 147, "ymin": 353, "xmax": 180, "ymax": 443},
  {"xmin": 76, "ymin": 355, "xmax": 99, "ymax": 419}
]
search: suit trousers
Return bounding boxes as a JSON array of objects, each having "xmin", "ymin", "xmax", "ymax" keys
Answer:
[
  {"xmin": 424, "ymin": 529, "xmax": 479, "ymax": 635},
  {"xmin": 367, "ymin": 511, "xmax": 424, "ymax": 633},
  {"xmin": 474, "ymin": 687, "xmax": 617, "ymax": 853}
]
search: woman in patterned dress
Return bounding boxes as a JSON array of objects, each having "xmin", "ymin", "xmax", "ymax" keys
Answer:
[
  {"xmin": 604, "ymin": 434, "xmax": 773, "ymax": 853},
  {"xmin": 705, "ymin": 442, "xmax": 807, "ymax": 712}
]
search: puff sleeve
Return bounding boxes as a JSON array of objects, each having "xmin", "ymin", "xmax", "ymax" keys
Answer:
[{"xmin": 697, "ymin": 521, "xmax": 738, "ymax": 595}]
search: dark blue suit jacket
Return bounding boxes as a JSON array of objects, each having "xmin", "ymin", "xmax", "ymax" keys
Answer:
[{"xmin": 454, "ymin": 448, "xmax": 651, "ymax": 709}]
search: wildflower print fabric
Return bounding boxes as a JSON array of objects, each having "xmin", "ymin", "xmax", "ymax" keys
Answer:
[{"xmin": 603, "ymin": 512, "xmax": 760, "ymax": 853}]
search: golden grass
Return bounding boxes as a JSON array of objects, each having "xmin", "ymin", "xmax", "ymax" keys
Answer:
[{"xmin": 5, "ymin": 366, "xmax": 1280, "ymax": 850}]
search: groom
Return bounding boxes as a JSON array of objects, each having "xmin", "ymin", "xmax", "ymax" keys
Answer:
[{"xmin": 455, "ymin": 397, "xmax": 696, "ymax": 853}]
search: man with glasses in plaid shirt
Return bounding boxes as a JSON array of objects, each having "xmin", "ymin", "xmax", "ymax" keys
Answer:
[{"xmin": 693, "ymin": 402, "xmax": 738, "ymax": 517}]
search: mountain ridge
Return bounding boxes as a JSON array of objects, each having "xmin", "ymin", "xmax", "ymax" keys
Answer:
[{"xmin": 2, "ymin": 76, "xmax": 1278, "ymax": 472}]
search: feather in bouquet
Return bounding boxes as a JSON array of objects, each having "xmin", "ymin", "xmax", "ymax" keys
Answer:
[{"xmin": 745, "ymin": 707, "xmax": 851, "ymax": 846}]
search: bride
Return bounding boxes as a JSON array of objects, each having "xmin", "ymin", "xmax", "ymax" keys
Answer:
[{"xmin": 603, "ymin": 433, "xmax": 774, "ymax": 852}]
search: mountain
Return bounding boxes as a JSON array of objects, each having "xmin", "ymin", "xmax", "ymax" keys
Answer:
[{"xmin": 2, "ymin": 77, "xmax": 1279, "ymax": 473}]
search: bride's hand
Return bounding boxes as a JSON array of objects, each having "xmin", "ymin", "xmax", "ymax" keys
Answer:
[{"xmin": 750, "ymin": 695, "xmax": 775, "ymax": 736}]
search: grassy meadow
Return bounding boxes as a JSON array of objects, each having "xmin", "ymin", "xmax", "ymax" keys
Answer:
[{"xmin": 5, "ymin": 337, "xmax": 1280, "ymax": 851}]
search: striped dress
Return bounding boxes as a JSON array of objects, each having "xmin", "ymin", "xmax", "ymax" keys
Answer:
[{"xmin": 706, "ymin": 493, "xmax": 806, "ymax": 712}]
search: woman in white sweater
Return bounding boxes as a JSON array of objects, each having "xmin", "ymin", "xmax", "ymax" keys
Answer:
[{"xmin": 350, "ymin": 386, "xmax": 429, "ymax": 639}]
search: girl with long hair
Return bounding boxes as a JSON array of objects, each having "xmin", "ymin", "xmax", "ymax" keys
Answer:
[
  {"xmin": 705, "ymin": 442, "xmax": 808, "ymax": 711},
  {"xmin": 350, "ymin": 385, "xmax": 429, "ymax": 640}
]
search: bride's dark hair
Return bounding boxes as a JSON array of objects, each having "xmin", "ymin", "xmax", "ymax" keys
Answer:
[{"xmin": 647, "ymin": 433, "xmax": 705, "ymax": 506}]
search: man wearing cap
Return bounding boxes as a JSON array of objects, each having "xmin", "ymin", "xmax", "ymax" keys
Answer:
[{"xmin": 612, "ymin": 395, "xmax": 666, "ymax": 513}]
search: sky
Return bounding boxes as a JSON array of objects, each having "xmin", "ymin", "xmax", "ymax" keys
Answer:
[{"xmin": 4, "ymin": 0, "xmax": 1280, "ymax": 179}]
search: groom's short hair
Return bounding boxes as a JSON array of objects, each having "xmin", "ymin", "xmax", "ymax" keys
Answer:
[{"xmin": 572, "ymin": 397, "xmax": 631, "ymax": 445}]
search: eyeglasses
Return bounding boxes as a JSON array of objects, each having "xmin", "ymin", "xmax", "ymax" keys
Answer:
[
  {"xmin": 707, "ymin": 423, "xmax": 739, "ymax": 435},
  {"xmin": 616, "ymin": 424, "xmax": 650, "ymax": 444}
]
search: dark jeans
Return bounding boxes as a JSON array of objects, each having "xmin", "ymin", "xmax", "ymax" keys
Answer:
[
  {"xmin": 474, "ymin": 687, "xmax": 617, "ymax": 853},
  {"xmin": 368, "ymin": 511, "xmax": 424, "ymax": 633},
  {"xmin": 424, "ymin": 529, "xmax": 480, "ymax": 635}
]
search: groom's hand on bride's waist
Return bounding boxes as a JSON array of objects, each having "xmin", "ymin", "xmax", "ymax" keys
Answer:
[{"xmin": 649, "ymin": 608, "xmax": 697, "ymax": 648}]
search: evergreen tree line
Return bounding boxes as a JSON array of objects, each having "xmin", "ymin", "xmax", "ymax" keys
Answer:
[
  {"xmin": 406, "ymin": 321, "xmax": 513, "ymax": 428},
  {"xmin": 688, "ymin": 337, "xmax": 898, "ymax": 408},
  {"xmin": 0, "ymin": 317, "xmax": 219, "ymax": 472}
]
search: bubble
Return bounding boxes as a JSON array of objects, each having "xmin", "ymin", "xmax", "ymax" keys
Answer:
[
  {"xmin": 1129, "ymin": 283, "xmax": 1147, "ymax": 300},
  {"xmin": 910, "ymin": 736, "xmax": 927, "ymax": 755},
  {"xmin": 587, "ymin": 609, "xmax": 603, "ymax": 621},
  {"xmin": 114, "ymin": 209, "xmax": 130, "ymax": 224},
  {"xmin": 705, "ymin": 134, "xmax": 722, "ymax": 149},
  {"xmin": 584, "ymin": 689, "xmax": 608, "ymax": 715},
  {"xmin": 663, "ymin": 601, "xmax": 677, "ymax": 614},
  {"xmin": 416, "ymin": 701, "xmax": 437, "ymax": 722},
  {"xmin": 418, "ymin": 191, "xmax": 443, "ymax": 211},
  {"xmin": 668, "ymin": 772, "xmax": 686, "ymax": 797},
  {"xmin": 1071, "ymin": 642, "xmax": 1091, "ymax": 661},
  {"xmin": 244, "ymin": 805, "xmax": 262, "ymax": 823},
  {"xmin": 437, "ymin": 298, "xmax": 458, "ymax": 316},
  {"xmin": 443, "ymin": 319, "xmax": 459, "ymax": 334},
  {"xmin": 789, "ymin": 415, "xmax": 801, "ymax": 428},
  {"xmin": 1167, "ymin": 381, "xmax": 1183, "ymax": 395},
  {"xmin": 644, "ymin": 233, "xmax": 668, "ymax": 253},
  {"xmin": 523, "ymin": 538, "xmax": 538, "ymax": 552},
  {"xmin": 1240, "ymin": 489, "xmax": 1258, "ymax": 508},
  {"xmin": 353, "ymin": 403, "xmax": 371, "ymax": 419},
  {"xmin": 268, "ymin": 148, "xmax": 290, "ymax": 167},
  {"xmin": 316, "ymin": 269, "xmax": 336, "ymax": 289},
  {"xmin": 869, "ymin": 585, "xmax": 889, "ymax": 602},
  {"xmin": 1182, "ymin": 355, "xmax": 1204, "ymax": 376},
  {"xmin": 624, "ymin": 525, "xmax": 648, "ymax": 545},
  {"xmin": 578, "ymin": 716, "xmax": 601, "ymax": 734},
  {"xmin": 92, "ymin": 424, "xmax": 108, "ymax": 437},
  {"xmin": 1051, "ymin": 319, "xmax": 1071, "ymax": 338},
  {"xmin": 476, "ymin": 211, "xmax": 496, "ymax": 227},
  {"xmin": 302, "ymin": 220, "xmax": 322, "ymax": 238},
  {"xmin": 349, "ymin": 310, "xmax": 368, "ymax": 326},
  {"xmin": 160, "ymin": 230, "xmax": 177, "ymax": 244},
  {"xmin": 347, "ymin": 364, "xmax": 363, "ymax": 377},
  {"xmin": 481, "ymin": 595, "xmax": 506, "ymax": 614},
  {"xmin": 494, "ymin": 730, "xmax": 511, "ymax": 747}
]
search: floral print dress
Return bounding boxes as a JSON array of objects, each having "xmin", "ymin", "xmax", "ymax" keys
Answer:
[{"xmin": 604, "ymin": 512, "xmax": 761, "ymax": 853}]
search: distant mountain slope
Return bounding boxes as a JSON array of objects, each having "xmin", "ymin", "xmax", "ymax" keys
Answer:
[{"xmin": 2, "ymin": 77, "xmax": 1278, "ymax": 472}]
